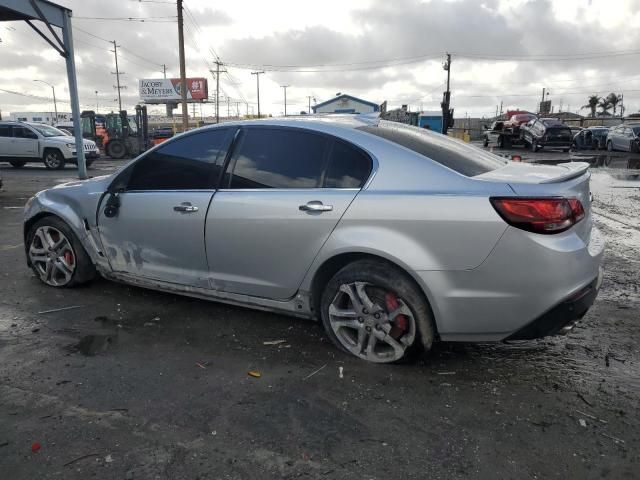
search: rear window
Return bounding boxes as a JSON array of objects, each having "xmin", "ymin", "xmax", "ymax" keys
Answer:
[{"xmin": 358, "ymin": 121, "xmax": 506, "ymax": 177}]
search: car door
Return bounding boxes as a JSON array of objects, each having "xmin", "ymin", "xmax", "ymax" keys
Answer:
[
  {"xmin": 205, "ymin": 126, "xmax": 373, "ymax": 299},
  {"xmin": 97, "ymin": 128, "xmax": 235, "ymax": 288},
  {"xmin": 612, "ymin": 126, "xmax": 624, "ymax": 150},
  {"xmin": 0, "ymin": 125, "xmax": 11, "ymax": 157},
  {"xmin": 11, "ymin": 125, "xmax": 39, "ymax": 157},
  {"xmin": 623, "ymin": 127, "xmax": 634, "ymax": 151}
]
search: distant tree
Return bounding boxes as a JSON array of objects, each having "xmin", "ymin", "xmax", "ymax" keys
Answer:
[
  {"xmin": 581, "ymin": 95, "xmax": 600, "ymax": 118},
  {"xmin": 606, "ymin": 92, "xmax": 623, "ymax": 116},
  {"xmin": 598, "ymin": 97, "xmax": 612, "ymax": 116}
]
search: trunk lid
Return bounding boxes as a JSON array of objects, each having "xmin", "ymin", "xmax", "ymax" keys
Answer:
[{"xmin": 477, "ymin": 161, "xmax": 593, "ymax": 243}]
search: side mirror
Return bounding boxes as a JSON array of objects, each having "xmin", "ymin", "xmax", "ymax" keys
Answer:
[{"xmin": 104, "ymin": 192, "xmax": 120, "ymax": 218}]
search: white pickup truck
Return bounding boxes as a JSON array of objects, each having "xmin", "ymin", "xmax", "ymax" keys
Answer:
[{"xmin": 0, "ymin": 121, "xmax": 99, "ymax": 169}]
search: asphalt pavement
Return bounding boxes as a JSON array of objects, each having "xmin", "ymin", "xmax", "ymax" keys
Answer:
[{"xmin": 0, "ymin": 156, "xmax": 639, "ymax": 480}]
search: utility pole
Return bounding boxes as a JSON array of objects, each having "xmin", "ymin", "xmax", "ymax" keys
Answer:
[
  {"xmin": 111, "ymin": 40, "xmax": 125, "ymax": 112},
  {"xmin": 235, "ymin": 101, "xmax": 240, "ymax": 118},
  {"xmin": 251, "ymin": 71, "xmax": 265, "ymax": 118},
  {"xmin": 280, "ymin": 85, "xmax": 289, "ymax": 116},
  {"xmin": 95, "ymin": 90, "xmax": 98, "ymax": 112},
  {"xmin": 440, "ymin": 53, "xmax": 452, "ymax": 134},
  {"xmin": 162, "ymin": 64, "xmax": 167, "ymax": 78},
  {"xmin": 33, "ymin": 79, "xmax": 57, "ymax": 124},
  {"xmin": 226, "ymin": 96, "xmax": 230, "ymax": 118},
  {"xmin": 307, "ymin": 95, "xmax": 312, "ymax": 115},
  {"xmin": 213, "ymin": 60, "xmax": 226, "ymax": 123},
  {"xmin": 177, "ymin": 0, "xmax": 188, "ymax": 131}
]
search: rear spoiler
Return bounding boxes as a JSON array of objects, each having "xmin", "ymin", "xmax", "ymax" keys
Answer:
[{"xmin": 539, "ymin": 162, "xmax": 590, "ymax": 184}]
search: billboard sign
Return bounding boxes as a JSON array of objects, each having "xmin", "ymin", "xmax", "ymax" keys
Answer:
[{"xmin": 139, "ymin": 78, "xmax": 208, "ymax": 103}]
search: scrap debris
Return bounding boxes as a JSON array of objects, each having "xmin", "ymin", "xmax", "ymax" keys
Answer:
[
  {"xmin": 304, "ymin": 364, "xmax": 327, "ymax": 380},
  {"xmin": 263, "ymin": 339, "xmax": 287, "ymax": 345},
  {"xmin": 38, "ymin": 305, "xmax": 85, "ymax": 315},
  {"xmin": 248, "ymin": 371, "xmax": 261, "ymax": 378}
]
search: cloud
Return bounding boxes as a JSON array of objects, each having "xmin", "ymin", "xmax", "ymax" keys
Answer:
[{"xmin": 1, "ymin": 0, "xmax": 639, "ymax": 117}]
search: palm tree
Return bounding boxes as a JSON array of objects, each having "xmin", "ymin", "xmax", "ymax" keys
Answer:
[
  {"xmin": 598, "ymin": 97, "xmax": 612, "ymax": 116},
  {"xmin": 581, "ymin": 95, "xmax": 600, "ymax": 118},
  {"xmin": 606, "ymin": 93, "xmax": 622, "ymax": 116}
]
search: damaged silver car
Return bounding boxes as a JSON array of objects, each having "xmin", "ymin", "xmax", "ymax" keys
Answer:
[{"xmin": 23, "ymin": 116, "xmax": 604, "ymax": 363}]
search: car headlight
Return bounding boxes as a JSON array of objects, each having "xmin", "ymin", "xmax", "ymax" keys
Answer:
[{"xmin": 65, "ymin": 143, "xmax": 75, "ymax": 148}]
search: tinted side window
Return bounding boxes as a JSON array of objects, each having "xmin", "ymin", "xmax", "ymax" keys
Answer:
[
  {"xmin": 359, "ymin": 122, "xmax": 505, "ymax": 177},
  {"xmin": 127, "ymin": 128, "xmax": 234, "ymax": 191},
  {"xmin": 324, "ymin": 140, "xmax": 372, "ymax": 188},
  {"xmin": 13, "ymin": 126, "xmax": 37, "ymax": 139},
  {"xmin": 228, "ymin": 128, "xmax": 328, "ymax": 189},
  {"xmin": 0, "ymin": 126, "xmax": 10, "ymax": 137}
]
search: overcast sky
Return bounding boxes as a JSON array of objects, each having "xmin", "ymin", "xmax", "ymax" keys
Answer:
[{"xmin": 1, "ymin": 0, "xmax": 639, "ymax": 118}]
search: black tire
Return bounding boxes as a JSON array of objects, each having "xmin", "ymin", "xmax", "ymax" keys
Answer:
[
  {"xmin": 497, "ymin": 136, "xmax": 504, "ymax": 149},
  {"xmin": 106, "ymin": 140, "xmax": 126, "ymax": 159},
  {"xmin": 85, "ymin": 159, "xmax": 95, "ymax": 169},
  {"xmin": 320, "ymin": 259, "xmax": 436, "ymax": 363},
  {"xmin": 607, "ymin": 141, "xmax": 613, "ymax": 152},
  {"xmin": 532, "ymin": 141, "xmax": 539, "ymax": 152},
  {"xmin": 9, "ymin": 160, "xmax": 27, "ymax": 168},
  {"xmin": 26, "ymin": 216, "xmax": 96, "ymax": 287},
  {"xmin": 483, "ymin": 138, "xmax": 489, "ymax": 148},
  {"xmin": 563, "ymin": 148, "xmax": 570, "ymax": 153},
  {"xmin": 43, "ymin": 149, "xmax": 65, "ymax": 170}
]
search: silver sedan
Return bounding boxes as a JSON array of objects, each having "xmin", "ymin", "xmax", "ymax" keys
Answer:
[{"xmin": 23, "ymin": 117, "xmax": 604, "ymax": 363}]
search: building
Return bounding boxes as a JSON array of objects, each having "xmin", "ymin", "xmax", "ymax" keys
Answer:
[
  {"xmin": 312, "ymin": 94, "xmax": 379, "ymax": 114},
  {"xmin": 8, "ymin": 112, "xmax": 72, "ymax": 125}
]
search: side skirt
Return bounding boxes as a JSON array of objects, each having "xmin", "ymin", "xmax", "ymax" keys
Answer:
[{"xmin": 100, "ymin": 269, "xmax": 315, "ymax": 320}]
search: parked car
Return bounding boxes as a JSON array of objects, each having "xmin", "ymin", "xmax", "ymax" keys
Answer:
[
  {"xmin": 504, "ymin": 113, "xmax": 537, "ymax": 128},
  {"xmin": 482, "ymin": 120, "xmax": 505, "ymax": 147},
  {"xmin": 23, "ymin": 117, "xmax": 604, "ymax": 363},
  {"xmin": 606, "ymin": 124, "xmax": 640, "ymax": 153},
  {"xmin": 573, "ymin": 127, "xmax": 609, "ymax": 150},
  {"xmin": 0, "ymin": 121, "xmax": 99, "ymax": 169},
  {"xmin": 520, "ymin": 118, "xmax": 573, "ymax": 152}
]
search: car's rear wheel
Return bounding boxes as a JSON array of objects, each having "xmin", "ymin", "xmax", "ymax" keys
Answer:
[
  {"xmin": 43, "ymin": 149, "xmax": 65, "ymax": 170},
  {"xmin": 9, "ymin": 160, "xmax": 27, "ymax": 168},
  {"xmin": 26, "ymin": 216, "xmax": 96, "ymax": 287},
  {"xmin": 320, "ymin": 260, "xmax": 435, "ymax": 363}
]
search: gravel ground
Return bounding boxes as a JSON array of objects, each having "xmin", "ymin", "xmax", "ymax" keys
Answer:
[{"xmin": 0, "ymin": 157, "xmax": 638, "ymax": 480}]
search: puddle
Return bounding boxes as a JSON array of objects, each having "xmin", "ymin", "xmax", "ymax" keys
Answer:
[{"xmin": 66, "ymin": 333, "xmax": 116, "ymax": 356}]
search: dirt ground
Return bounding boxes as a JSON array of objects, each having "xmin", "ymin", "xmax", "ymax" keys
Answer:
[{"xmin": 0, "ymin": 155, "xmax": 639, "ymax": 480}]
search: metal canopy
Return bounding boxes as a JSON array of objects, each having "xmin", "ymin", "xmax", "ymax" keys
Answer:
[{"xmin": 0, "ymin": 0, "xmax": 87, "ymax": 179}]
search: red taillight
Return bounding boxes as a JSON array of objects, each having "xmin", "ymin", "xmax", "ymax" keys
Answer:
[{"xmin": 490, "ymin": 197, "xmax": 585, "ymax": 234}]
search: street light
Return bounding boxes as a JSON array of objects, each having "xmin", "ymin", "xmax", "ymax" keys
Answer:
[
  {"xmin": 95, "ymin": 90, "xmax": 99, "ymax": 113},
  {"xmin": 33, "ymin": 79, "xmax": 57, "ymax": 125}
]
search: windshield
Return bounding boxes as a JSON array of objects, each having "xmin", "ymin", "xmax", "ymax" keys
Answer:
[
  {"xmin": 29, "ymin": 123, "xmax": 69, "ymax": 138},
  {"xmin": 359, "ymin": 121, "xmax": 507, "ymax": 177}
]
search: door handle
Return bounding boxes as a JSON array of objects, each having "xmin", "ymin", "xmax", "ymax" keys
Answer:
[
  {"xmin": 299, "ymin": 201, "xmax": 333, "ymax": 212},
  {"xmin": 173, "ymin": 202, "xmax": 199, "ymax": 213}
]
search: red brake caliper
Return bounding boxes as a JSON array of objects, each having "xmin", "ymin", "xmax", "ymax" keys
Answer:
[
  {"xmin": 385, "ymin": 292, "xmax": 408, "ymax": 340},
  {"xmin": 64, "ymin": 250, "xmax": 74, "ymax": 265}
]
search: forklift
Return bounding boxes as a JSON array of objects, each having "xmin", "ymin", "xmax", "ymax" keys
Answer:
[{"xmin": 80, "ymin": 105, "xmax": 151, "ymax": 159}]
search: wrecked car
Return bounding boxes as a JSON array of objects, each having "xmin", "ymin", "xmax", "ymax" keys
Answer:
[{"xmin": 23, "ymin": 116, "xmax": 604, "ymax": 363}]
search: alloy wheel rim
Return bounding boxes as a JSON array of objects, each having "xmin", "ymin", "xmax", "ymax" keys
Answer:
[
  {"xmin": 328, "ymin": 282, "xmax": 416, "ymax": 363},
  {"xmin": 45, "ymin": 153, "xmax": 60, "ymax": 168},
  {"xmin": 29, "ymin": 226, "xmax": 76, "ymax": 286}
]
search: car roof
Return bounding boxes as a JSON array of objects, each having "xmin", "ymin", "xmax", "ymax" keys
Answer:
[{"xmin": 196, "ymin": 114, "xmax": 381, "ymax": 133}]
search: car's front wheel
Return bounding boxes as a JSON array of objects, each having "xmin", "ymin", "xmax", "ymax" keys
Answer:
[
  {"xmin": 26, "ymin": 216, "xmax": 96, "ymax": 287},
  {"xmin": 43, "ymin": 149, "xmax": 65, "ymax": 170},
  {"xmin": 320, "ymin": 260, "xmax": 435, "ymax": 363}
]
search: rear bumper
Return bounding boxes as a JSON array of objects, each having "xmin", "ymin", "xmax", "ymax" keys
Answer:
[
  {"xmin": 416, "ymin": 224, "xmax": 605, "ymax": 342},
  {"xmin": 505, "ymin": 269, "xmax": 602, "ymax": 340}
]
